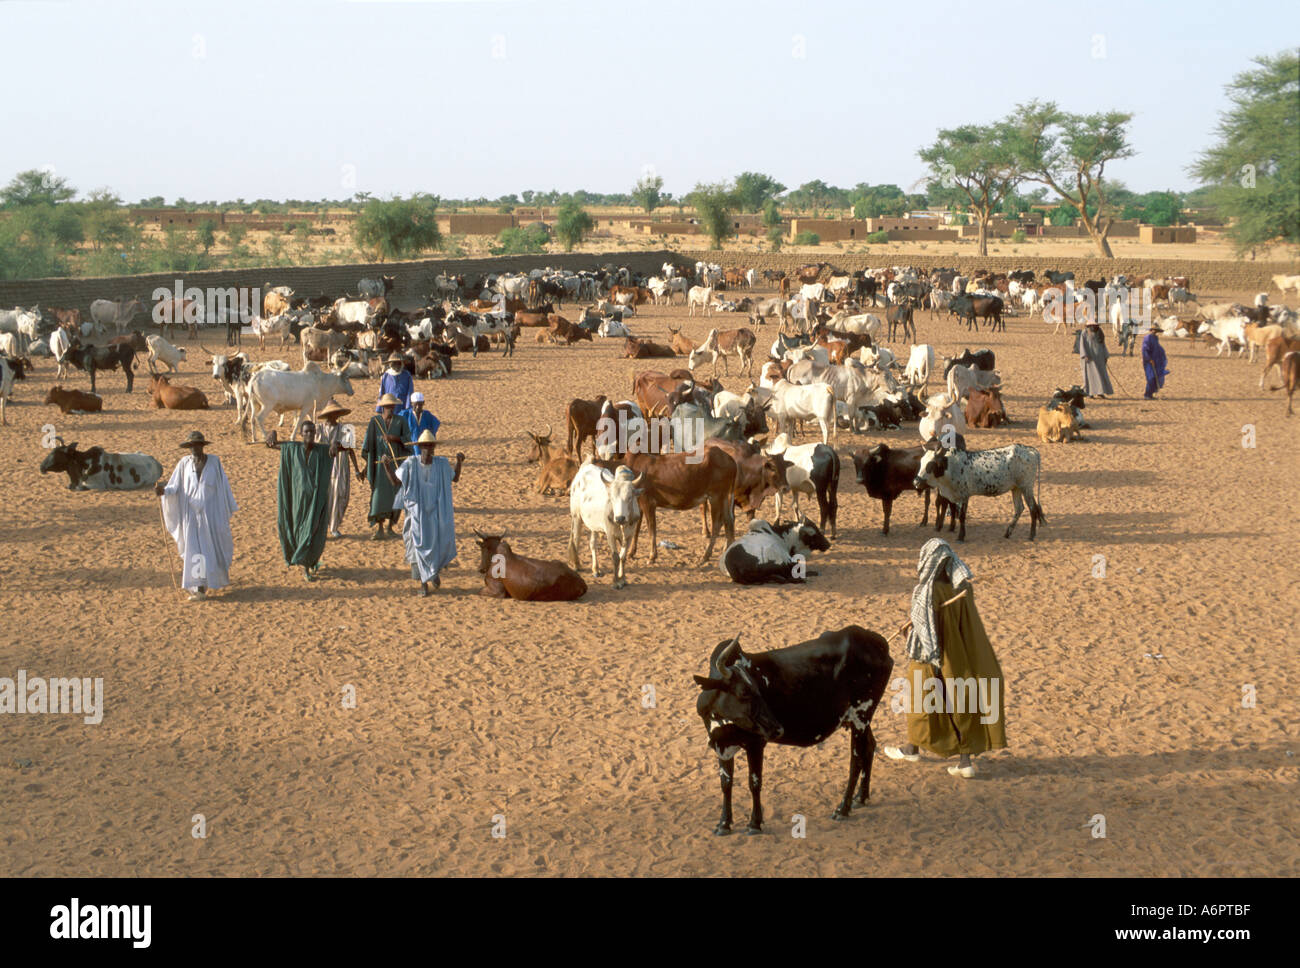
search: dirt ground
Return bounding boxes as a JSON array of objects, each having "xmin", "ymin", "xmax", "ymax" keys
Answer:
[{"xmin": 1, "ymin": 277, "xmax": 1296, "ymax": 877}]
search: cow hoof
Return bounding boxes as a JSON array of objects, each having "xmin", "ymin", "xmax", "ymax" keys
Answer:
[
  {"xmin": 745, "ymin": 826, "xmax": 762, "ymax": 836},
  {"xmin": 831, "ymin": 808, "xmax": 850, "ymax": 821},
  {"xmin": 714, "ymin": 824, "xmax": 732, "ymax": 837}
]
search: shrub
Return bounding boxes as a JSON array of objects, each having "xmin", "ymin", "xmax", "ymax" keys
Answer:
[
  {"xmin": 490, "ymin": 222, "xmax": 550, "ymax": 255},
  {"xmin": 866, "ymin": 230, "xmax": 889, "ymax": 243},
  {"xmin": 794, "ymin": 231, "xmax": 820, "ymax": 246},
  {"xmin": 1011, "ymin": 229, "xmax": 1027, "ymax": 243}
]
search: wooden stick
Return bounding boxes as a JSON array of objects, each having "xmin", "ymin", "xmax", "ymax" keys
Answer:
[{"xmin": 887, "ymin": 582, "xmax": 973, "ymax": 643}]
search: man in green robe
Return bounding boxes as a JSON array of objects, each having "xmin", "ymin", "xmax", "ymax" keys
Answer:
[
  {"xmin": 267, "ymin": 420, "xmax": 336, "ymax": 581},
  {"xmin": 360, "ymin": 393, "xmax": 412, "ymax": 540}
]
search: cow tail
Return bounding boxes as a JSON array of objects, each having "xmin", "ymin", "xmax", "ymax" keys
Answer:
[{"xmin": 1035, "ymin": 451, "xmax": 1046, "ymax": 523}]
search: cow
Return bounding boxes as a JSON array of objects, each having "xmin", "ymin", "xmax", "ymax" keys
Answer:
[
  {"xmin": 687, "ymin": 286, "xmax": 714, "ymax": 317},
  {"xmin": 764, "ymin": 434, "xmax": 840, "ymax": 538},
  {"xmin": 39, "ymin": 441, "xmax": 162, "ymax": 491},
  {"xmin": 302, "ymin": 326, "xmax": 351, "ymax": 365},
  {"xmin": 244, "ymin": 362, "xmax": 354, "ymax": 442},
  {"xmin": 886, "ymin": 300, "xmax": 916, "ymax": 342},
  {"xmin": 89, "ymin": 297, "xmax": 145, "ymax": 337},
  {"xmin": 617, "ymin": 448, "xmax": 737, "ymax": 565},
  {"xmin": 915, "ymin": 443, "xmax": 1044, "ymax": 541},
  {"xmin": 919, "ymin": 391, "xmax": 967, "ymax": 443},
  {"xmin": 358, "ymin": 275, "xmax": 395, "ymax": 299},
  {"xmin": 1261, "ymin": 335, "xmax": 1300, "ymax": 389},
  {"xmin": 0, "ymin": 355, "xmax": 30, "ymax": 425},
  {"xmin": 1271, "ymin": 274, "xmax": 1300, "ymax": 296},
  {"xmin": 474, "ymin": 531, "xmax": 588, "ymax": 601},
  {"xmin": 965, "ymin": 387, "xmax": 1008, "ymax": 428},
  {"xmin": 1274, "ymin": 351, "xmax": 1300, "ymax": 415},
  {"xmin": 536, "ymin": 453, "xmax": 581, "ymax": 495},
  {"xmin": 693, "ymin": 628, "xmax": 893, "ymax": 834},
  {"xmin": 1037, "ymin": 406, "xmax": 1081, "ymax": 442},
  {"xmin": 851, "ymin": 442, "xmax": 953, "ymax": 536},
  {"xmin": 149, "ymin": 374, "xmax": 209, "ymax": 410},
  {"xmin": 263, "ymin": 290, "xmax": 292, "ymax": 319},
  {"xmin": 44, "ymin": 385, "xmax": 104, "ymax": 415},
  {"xmin": 950, "ymin": 294, "xmax": 1004, "ymax": 332},
  {"xmin": 767, "ymin": 380, "xmax": 836, "ymax": 444},
  {"xmin": 689, "ymin": 327, "xmax": 756, "ymax": 377},
  {"xmin": 667, "ymin": 325, "xmax": 698, "ymax": 357},
  {"xmin": 65, "ymin": 338, "xmax": 140, "ymax": 393},
  {"xmin": 145, "ymin": 334, "xmax": 186, "ymax": 374},
  {"xmin": 943, "ymin": 348, "xmax": 996, "ymax": 378},
  {"xmin": 568, "ymin": 463, "xmax": 645, "ymax": 588},
  {"xmin": 946, "ymin": 363, "xmax": 1002, "ymax": 403},
  {"xmin": 624, "ymin": 336, "xmax": 676, "ymax": 359},
  {"xmin": 720, "ymin": 518, "xmax": 830, "ymax": 585},
  {"xmin": 566, "ymin": 397, "xmax": 609, "ymax": 456},
  {"xmin": 904, "ymin": 344, "xmax": 936, "ymax": 392}
]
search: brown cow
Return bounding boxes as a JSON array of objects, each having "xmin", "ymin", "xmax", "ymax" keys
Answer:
[
  {"xmin": 515, "ymin": 309, "xmax": 553, "ymax": 327},
  {"xmin": 1260, "ymin": 335, "xmax": 1300, "ymax": 389},
  {"xmin": 48, "ymin": 307, "xmax": 82, "ymax": 328},
  {"xmin": 44, "ymin": 385, "xmax": 103, "ymax": 414},
  {"xmin": 474, "ymin": 531, "xmax": 587, "ymax": 600},
  {"xmin": 632, "ymin": 371, "xmax": 680, "ymax": 418},
  {"xmin": 536, "ymin": 454, "xmax": 581, "ymax": 495},
  {"xmin": 567, "ymin": 397, "xmax": 609, "ymax": 455},
  {"xmin": 263, "ymin": 291, "xmax": 291, "ymax": 318},
  {"xmin": 617, "ymin": 448, "xmax": 738, "ymax": 565},
  {"xmin": 701, "ymin": 438, "xmax": 784, "ymax": 522},
  {"xmin": 150, "ymin": 374, "xmax": 209, "ymax": 410},
  {"xmin": 667, "ymin": 325, "xmax": 698, "ymax": 356},
  {"xmin": 965, "ymin": 387, "xmax": 1008, "ymax": 428},
  {"xmin": 549, "ymin": 315, "xmax": 592, "ymax": 344},
  {"xmin": 524, "ymin": 424, "xmax": 556, "ymax": 463},
  {"xmin": 624, "ymin": 336, "xmax": 676, "ymax": 359},
  {"xmin": 1275, "ymin": 351, "xmax": 1299, "ymax": 416},
  {"xmin": 608, "ymin": 285, "xmax": 651, "ymax": 306}
]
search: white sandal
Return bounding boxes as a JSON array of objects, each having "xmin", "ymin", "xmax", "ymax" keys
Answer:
[
  {"xmin": 947, "ymin": 763, "xmax": 976, "ymax": 779},
  {"xmin": 884, "ymin": 746, "xmax": 920, "ymax": 762}
]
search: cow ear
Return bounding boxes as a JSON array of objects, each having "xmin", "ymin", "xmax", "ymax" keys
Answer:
[{"xmin": 693, "ymin": 675, "xmax": 727, "ymax": 691}]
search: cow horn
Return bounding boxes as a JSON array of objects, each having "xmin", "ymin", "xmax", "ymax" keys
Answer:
[
  {"xmin": 543, "ymin": 422, "xmax": 553, "ymax": 439},
  {"xmin": 719, "ymin": 636, "xmax": 742, "ymax": 667},
  {"xmin": 472, "ymin": 527, "xmax": 484, "ymax": 540},
  {"xmin": 630, "ymin": 472, "xmax": 645, "ymax": 487},
  {"xmin": 195, "ymin": 340, "xmax": 216, "ymax": 358}
]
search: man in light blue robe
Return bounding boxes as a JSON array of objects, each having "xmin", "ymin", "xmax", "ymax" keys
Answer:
[{"xmin": 379, "ymin": 429, "xmax": 466, "ymax": 596}]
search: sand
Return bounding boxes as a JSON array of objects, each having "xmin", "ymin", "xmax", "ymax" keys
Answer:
[{"xmin": 1, "ymin": 279, "xmax": 1296, "ymax": 877}]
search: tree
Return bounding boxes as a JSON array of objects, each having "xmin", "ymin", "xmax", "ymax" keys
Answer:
[
  {"xmin": 197, "ymin": 219, "xmax": 218, "ymax": 255},
  {"xmin": 1191, "ymin": 51, "xmax": 1300, "ymax": 256},
  {"xmin": 1010, "ymin": 101, "xmax": 1135, "ymax": 257},
  {"xmin": 631, "ymin": 173, "xmax": 664, "ymax": 215},
  {"xmin": 919, "ymin": 121, "xmax": 1024, "ymax": 256},
  {"xmin": 733, "ymin": 172, "xmax": 786, "ymax": 213},
  {"xmin": 490, "ymin": 223, "xmax": 550, "ymax": 255},
  {"xmin": 78, "ymin": 189, "xmax": 137, "ymax": 253},
  {"xmin": 687, "ymin": 182, "xmax": 737, "ymax": 249},
  {"xmin": 1, "ymin": 169, "xmax": 76, "ymax": 208},
  {"xmin": 352, "ymin": 194, "xmax": 442, "ymax": 262},
  {"xmin": 554, "ymin": 198, "xmax": 594, "ymax": 251},
  {"xmin": 1048, "ymin": 203, "xmax": 1077, "ymax": 226}
]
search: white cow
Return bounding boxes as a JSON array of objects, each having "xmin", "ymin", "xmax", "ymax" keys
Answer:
[
  {"xmin": 1272, "ymin": 274, "xmax": 1300, "ymax": 295},
  {"xmin": 145, "ymin": 334, "xmax": 186, "ymax": 374},
  {"xmin": 946, "ymin": 363, "xmax": 1002, "ymax": 402},
  {"xmin": 568, "ymin": 463, "xmax": 644, "ymax": 588},
  {"xmin": 244, "ymin": 362, "xmax": 354, "ymax": 442},
  {"xmin": 800, "ymin": 283, "xmax": 826, "ymax": 303},
  {"xmin": 904, "ymin": 344, "xmax": 936, "ymax": 391},
  {"xmin": 687, "ymin": 286, "xmax": 714, "ymax": 317},
  {"xmin": 827, "ymin": 310, "xmax": 881, "ymax": 338},
  {"xmin": 768, "ymin": 379, "xmax": 836, "ymax": 443},
  {"xmin": 89, "ymin": 297, "xmax": 144, "ymax": 337},
  {"xmin": 1198, "ymin": 316, "xmax": 1249, "ymax": 357},
  {"xmin": 333, "ymin": 298, "xmax": 372, "ymax": 326},
  {"xmin": 0, "ymin": 306, "xmax": 42, "ymax": 354},
  {"xmin": 920, "ymin": 391, "xmax": 967, "ymax": 442}
]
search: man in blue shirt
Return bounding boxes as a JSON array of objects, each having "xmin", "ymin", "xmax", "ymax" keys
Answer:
[
  {"xmin": 376, "ymin": 352, "xmax": 414, "ymax": 412},
  {"xmin": 399, "ymin": 391, "xmax": 440, "ymax": 441}
]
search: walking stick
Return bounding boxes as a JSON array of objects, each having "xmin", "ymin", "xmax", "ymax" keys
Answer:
[
  {"xmin": 156, "ymin": 496, "xmax": 185, "ymax": 599},
  {"xmin": 886, "ymin": 582, "xmax": 974, "ymax": 644},
  {"xmin": 1104, "ymin": 361, "xmax": 1131, "ymax": 397}
]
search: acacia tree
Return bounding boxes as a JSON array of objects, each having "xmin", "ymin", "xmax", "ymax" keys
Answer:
[
  {"xmin": 733, "ymin": 172, "xmax": 786, "ymax": 213},
  {"xmin": 554, "ymin": 198, "xmax": 594, "ymax": 251},
  {"xmin": 1011, "ymin": 101, "xmax": 1135, "ymax": 258},
  {"xmin": 919, "ymin": 122, "xmax": 1023, "ymax": 256},
  {"xmin": 688, "ymin": 182, "xmax": 737, "ymax": 249},
  {"xmin": 631, "ymin": 173, "xmax": 664, "ymax": 214},
  {"xmin": 352, "ymin": 193, "xmax": 442, "ymax": 262},
  {"xmin": 1191, "ymin": 51, "xmax": 1300, "ymax": 257}
]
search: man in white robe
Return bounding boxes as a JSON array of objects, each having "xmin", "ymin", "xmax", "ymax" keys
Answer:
[
  {"xmin": 155, "ymin": 431, "xmax": 238, "ymax": 601},
  {"xmin": 379, "ymin": 429, "xmax": 464, "ymax": 596}
]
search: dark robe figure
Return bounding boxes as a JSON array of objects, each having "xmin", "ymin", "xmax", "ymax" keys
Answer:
[
  {"xmin": 268, "ymin": 422, "xmax": 335, "ymax": 581},
  {"xmin": 1142, "ymin": 328, "xmax": 1169, "ymax": 399},
  {"xmin": 361, "ymin": 396, "xmax": 412, "ymax": 538},
  {"xmin": 1073, "ymin": 324, "xmax": 1113, "ymax": 397}
]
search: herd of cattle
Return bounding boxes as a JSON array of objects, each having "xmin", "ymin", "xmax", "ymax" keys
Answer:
[{"xmin": 4, "ymin": 257, "xmax": 1298, "ymax": 833}]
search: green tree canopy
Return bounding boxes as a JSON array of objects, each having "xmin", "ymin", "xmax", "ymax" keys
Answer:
[
  {"xmin": 554, "ymin": 198, "xmax": 594, "ymax": 251},
  {"xmin": 1, "ymin": 169, "xmax": 76, "ymax": 208},
  {"xmin": 631, "ymin": 173, "xmax": 664, "ymax": 214},
  {"xmin": 352, "ymin": 194, "xmax": 442, "ymax": 262},
  {"xmin": 919, "ymin": 121, "xmax": 1024, "ymax": 255},
  {"xmin": 688, "ymin": 182, "xmax": 737, "ymax": 249},
  {"xmin": 732, "ymin": 172, "xmax": 786, "ymax": 213},
  {"xmin": 1191, "ymin": 50, "xmax": 1300, "ymax": 255}
]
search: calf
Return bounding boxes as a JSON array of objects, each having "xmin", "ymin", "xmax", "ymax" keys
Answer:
[
  {"xmin": 44, "ymin": 385, "xmax": 103, "ymax": 415},
  {"xmin": 720, "ymin": 518, "xmax": 829, "ymax": 584},
  {"xmin": 624, "ymin": 336, "xmax": 676, "ymax": 359},
  {"xmin": 965, "ymin": 387, "xmax": 1008, "ymax": 428},
  {"xmin": 474, "ymin": 531, "xmax": 588, "ymax": 601},
  {"xmin": 689, "ymin": 327, "xmax": 757, "ymax": 376},
  {"xmin": 1261, "ymin": 335, "xmax": 1300, "ymax": 389},
  {"xmin": 568, "ymin": 463, "xmax": 645, "ymax": 588},
  {"xmin": 566, "ymin": 396, "xmax": 609, "ymax": 456},
  {"xmin": 915, "ymin": 443, "xmax": 1044, "ymax": 541},
  {"xmin": 694, "ymin": 628, "xmax": 893, "ymax": 834},
  {"xmin": 943, "ymin": 348, "xmax": 995, "ymax": 377},
  {"xmin": 524, "ymin": 424, "xmax": 556, "ymax": 463},
  {"xmin": 145, "ymin": 334, "xmax": 186, "ymax": 374},
  {"xmin": 1037, "ymin": 406, "xmax": 1081, "ymax": 443},
  {"xmin": 149, "ymin": 374, "xmax": 209, "ymax": 410},
  {"xmin": 536, "ymin": 453, "xmax": 581, "ymax": 495},
  {"xmin": 667, "ymin": 325, "xmax": 698, "ymax": 357}
]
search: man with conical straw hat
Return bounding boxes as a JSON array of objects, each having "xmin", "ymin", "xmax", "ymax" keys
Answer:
[
  {"xmin": 360, "ymin": 393, "xmax": 411, "ymax": 540},
  {"xmin": 155, "ymin": 431, "xmax": 238, "ymax": 602},
  {"xmin": 883, "ymin": 538, "xmax": 1006, "ymax": 778},
  {"xmin": 378, "ymin": 428, "xmax": 465, "ymax": 597},
  {"xmin": 316, "ymin": 399, "xmax": 360, "ymax": 538}
]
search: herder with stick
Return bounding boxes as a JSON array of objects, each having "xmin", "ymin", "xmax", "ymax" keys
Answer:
[
  {"xmin": 266, "ymin": 420, "xmax": 335, "ymax": 581},
  {"xmin": 377, "ymin": 429, "xmax": 466, "ymax": 596},
  {"xmin": 360, "ymin": 393, "xmax": 411, "ymax": 540},
  {"xmin": 883, "ymin": 538, "xmax": 1006, "ymax": 778}
]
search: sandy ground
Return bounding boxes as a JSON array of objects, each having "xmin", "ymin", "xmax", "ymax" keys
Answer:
[{"xmin": 1, "ymin": 278, "xmax": 1296, "ymax": 877}]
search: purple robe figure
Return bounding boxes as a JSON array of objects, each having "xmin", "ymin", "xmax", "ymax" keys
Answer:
[{"xmin": 1142, "ymin": 331, "xmax": 1168, "ymax": 399}]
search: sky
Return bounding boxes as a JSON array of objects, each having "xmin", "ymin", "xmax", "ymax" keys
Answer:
[{"xmin": 2, "ymin": 0, "xmax": 1296, "ymax": 204}]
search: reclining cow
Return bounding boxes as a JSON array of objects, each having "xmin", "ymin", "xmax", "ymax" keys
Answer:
[
  {"xmin": 720, "ymin": 517, "xmax": 829, "ymax": 584},
  {"xmin": 39, "ymin": 440, "xmax": 162, "ymax": 491},
  {"xmin": 474, "ymin": 531, "xmax": 588, "ymax": 601}
]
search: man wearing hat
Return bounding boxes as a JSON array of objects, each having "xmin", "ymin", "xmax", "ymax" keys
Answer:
[
  {"xmin": 360, "ymin": 393, "xmax": 412, "ymax": 539},
  {"xmin": 378, "ymin": 428, "xmax": 465, "ymax": 596},
  {"xmin": 266, "ymin": 421, "xmax": 336, "ymax": 581},
  {"xmin": 376, "ymin": 352, "xmax": 414, "ymax": 413},
  {"xmin": 1141, "ymin": 319, "xmax": 1169, "ymax": 399},
  {"xmin": 398, "ymin": 391, "xmax": 439, "ymax": 442},
  {"xmin": 155, "ymin": 431, "xmax": 238, "ymax": 602},
  {"xmin": 1073, "ymin": 322, "xmax": 1113, "ymax": 398},
  {"xmin": 316, "ymin": 399, "xmax": 360, "ymax": 538}
]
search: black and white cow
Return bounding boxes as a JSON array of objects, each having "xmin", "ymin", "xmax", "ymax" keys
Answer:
[
  {"xmin": 914, "ymin": 442, "xmax": 1044, "ymax": 541},
  {"xmin": 942, "ymin": 347, "xmax": 996, "ymax": 379},
  {"xmin": 693, "ymin": 628, "xmax": 894, "ymax": 834},
  {"xmin": 720, "ymin": 517, "xmax": 829, "ymax": 584},
  {"xmin": 39, "ymin": 441, "xmax": 162, "ymax": 491},
  {"xmin": 765, "ymin": 434, "xmax": 840, "ymax": 539}
]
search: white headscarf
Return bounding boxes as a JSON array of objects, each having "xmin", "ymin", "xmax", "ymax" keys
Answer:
[{"xmin": 905, "ymin": 538, "xmax": 973, "ymax": 665}]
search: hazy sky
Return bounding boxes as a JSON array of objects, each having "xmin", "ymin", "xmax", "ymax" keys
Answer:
[{"xmin": 3, "ymin": 0, "xmax": 1295, "ymax": 203}]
